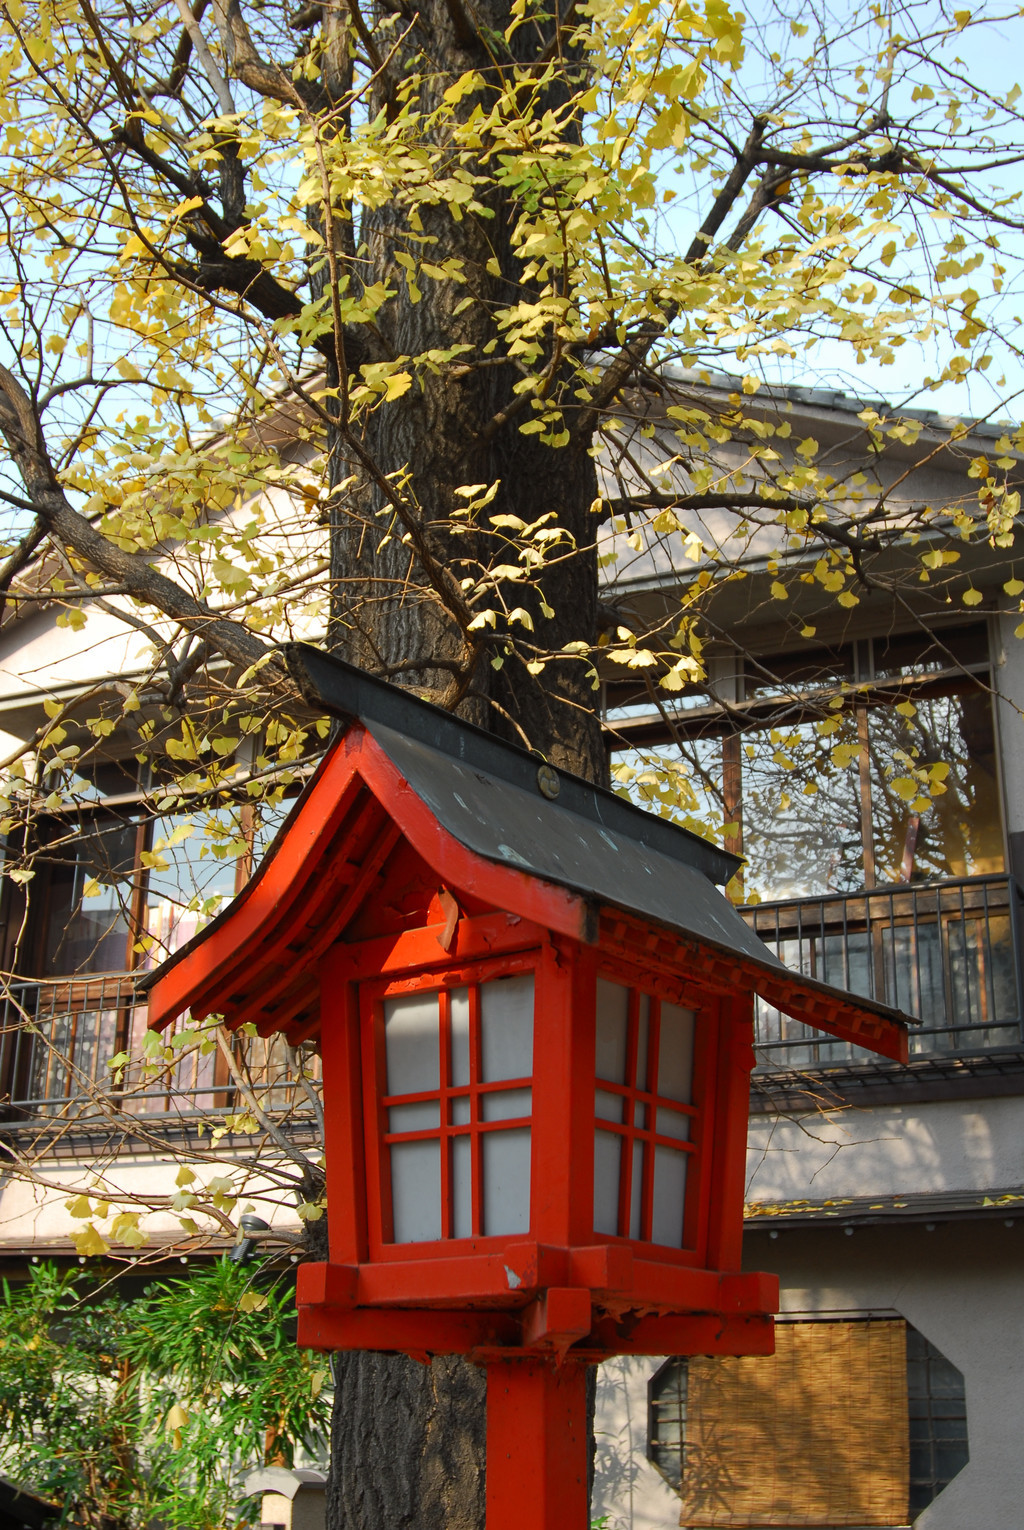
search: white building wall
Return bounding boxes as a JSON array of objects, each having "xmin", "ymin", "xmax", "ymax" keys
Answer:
[
  {"xmin": 0, "ymin": 1150, "xmax": 302, "ymax": 1252},
  {"xmin": 745, "ymin": 1093, "xmax": 1024, "ymax": 1206}
]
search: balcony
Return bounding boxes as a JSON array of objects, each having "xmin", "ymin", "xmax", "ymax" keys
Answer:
[
  {"xmin": 0, "ymin": 974, "xmax": 318, "ymax": 1131},
  {"xmin": 741, "ymin": 874, "xmax": 1024, "ymax": 1069},
  {"xmin": 1, "ymin": 874, "xmax": 1019, "ymax": 1123}
]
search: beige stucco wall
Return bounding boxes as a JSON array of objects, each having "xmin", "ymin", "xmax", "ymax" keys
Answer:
[
  {"xmin": 746, "ymin": 1093, "xmax": 1024, "ymax": 1206},
  {"xmin": 0, "ymin": 1147, "xmax": 303, "ymax": 1253}
]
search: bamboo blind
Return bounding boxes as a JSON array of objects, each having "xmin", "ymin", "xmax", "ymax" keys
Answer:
[{"xmin": 677, "ymin": 1319, "xmax": 909, "ymax": 1528}]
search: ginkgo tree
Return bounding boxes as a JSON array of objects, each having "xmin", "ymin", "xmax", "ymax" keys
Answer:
[{"xmin": 0, "ymin": 0, "xmax": 1022, "ymax": 1519}]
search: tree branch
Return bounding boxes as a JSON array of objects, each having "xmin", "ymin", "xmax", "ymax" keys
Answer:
[
  {"xmin": 0, "ymin": 365, "xmax": 291, "ymax": 689},
  {"xmin": 572, "ymin": 118, "xmax": 768, "ymax": 440},
  {"xmin": 211, "ymin": 0, "xmax": 305, "ymax": 107},
  {"xmin": 0, "ymin": 517, "xmax": 47, "ymax": 625},
  {"xmin": 171, "ymin": 0, "xmax": 236, "ymax": 116}
]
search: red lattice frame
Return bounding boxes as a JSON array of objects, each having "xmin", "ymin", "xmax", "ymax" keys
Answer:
[
  {"xmin": 594, "ymin": 981, "xmax": 717, "ymax": 1256},
  {"xmin": 361, "ymin": 951, "xmax": 539, "ymax": 1255}
]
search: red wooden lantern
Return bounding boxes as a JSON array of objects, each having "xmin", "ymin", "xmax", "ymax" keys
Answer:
[{"xmin": 144, "ymin": 646, "xmax": 909, "ymax": 1528}]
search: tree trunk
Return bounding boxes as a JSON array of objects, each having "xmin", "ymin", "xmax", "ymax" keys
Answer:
[
  {"xmin": 327, "ymin": 0, "xmax": 604, "ymax": 779},
  {"xmin": 329, "ymin": 1353, "xmax": 487, "ymax": 1527},
  {"xmin": 324, "ymin": 1, "xmax": 603, "ymax": 1522}
]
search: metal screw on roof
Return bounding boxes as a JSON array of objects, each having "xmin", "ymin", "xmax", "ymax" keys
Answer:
[{"xmin": 536, "ymin": 764, "xmax": 560, "ymax": 800}]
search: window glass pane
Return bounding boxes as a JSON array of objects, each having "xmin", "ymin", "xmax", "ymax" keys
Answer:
[
  {"xmin": 481, "ymin": 1087, "xmax": 531, "ymax": 1121},
  {"xmin": 613, "ymin": 740, "xmax": 725, "ymax": 839},
  {"xmin": 869, "ymin": 690, "xmax": 1003, "ymax": 882},
  {"xmin": 389, "ymin": 1101, "xmax": 439, "ymax": 1132},
  {"xmin": 384, "ymin": 992, "xmax": 439, "ymax": 1096},
  {"xmin": 651, "ymin": 1145, "xmax": 688, "ymax": 1247},
  {"xmin": 451, "ymin": 1135, "xmax": 472, "ymax": 1239},
  {"xmin": 656, "ymin": 1105, "xmax": 690, "ymax": 1142},
  {"xmin": 605, "ymin": 686, "xmax": 712, "ymax": 722},
  {"xmin": 450, "ymin": 987, "xmax": 470, "ymax": 1086},
  {"xmin": 636, "ymin": 992, "xmax": 650, "ymax": 1090},
  {"xmin": 482, "ymin": 1127, "xmax": 531, "ymax": 1235},
  {"xmin": 744, "ymin": 646, "xmax": 854, "ymax": 700},
  {"xmin": 142, "ymin": 812, "xmax": 239, "ymax": 963},
  {"xmin": 596, "ymin": 978, "xmax": 629, "ymax": 1083},
  {"xmin": 51, "ymin": 757, "xmax": 141, "ymax": 805},
  {"xmin": 873, "ymin": 622, "xmax": 988, "ymax": 680},
  {"xmin": 480, "ymin": 973, "xmax": 533, "ymax": 1081},
  {"xmin": 42, "ymin": 818, "xmax": 137, "ymax": 976},
  {"xmin": 628, "ymin": 1139, "xmax": 643, "ymax": 1240},
  {"xmin": 451, "ymin": 1095, "xmax": 471, "ymax": 1125},
  {"xmin": 740, "ymin": 717, "xmax": 863, "ymax": 901},
  {"xmin": 596, "ymin": 1088, "xmax": 623, "ymax": 1123},
  {"xmin": 594, "ymin": 1130, "xmax": 622, "ymax": 1235},
  {"xmin": 251, "ymin": 794, "xmax": 296, "ymax": 862},
  {"xmin": 390, "ymin": 1140, "xmax": 441, "ymax": 1243},
  {"xmin": 657, "ymin": 1002, "xmax": 695, "ymax": 1104}
]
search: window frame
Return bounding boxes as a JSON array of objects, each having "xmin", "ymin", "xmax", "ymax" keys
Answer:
[
  {"xmin": 607, "ymin": 623, "xmax": 1004, "ymax": 904},
  {"xmin": 359, "ymin": 948, "xmax": 542, "ymax": 1260},
  {"xmin": 647, "ymin": 1316, "xmax": 970, "ymax": 1521}
]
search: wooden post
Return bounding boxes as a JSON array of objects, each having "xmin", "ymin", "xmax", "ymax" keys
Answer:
[{"xmin": 485, "ymin": 1357, "xmax": 590, "ymax": 1529}]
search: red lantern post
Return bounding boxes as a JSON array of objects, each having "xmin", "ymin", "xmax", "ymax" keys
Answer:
[{"xmin": 144, "ymin": 646, "xmax": 911, "ymax": 1528}]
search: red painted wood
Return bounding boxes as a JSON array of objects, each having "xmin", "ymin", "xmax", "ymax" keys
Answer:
[
  {"xmin": 438, "ymin": 987, "xmax": 453, "ymax": 1241},
  {"xmin": 317, "ymin": 958, "xmax": 367, "ymax": 1265},
  {"xmin": 294, "ymin": 1253, "xmax": 777, "ymax": 1317},
  {"xmin": 587, "ymin": 1310, "xmax": 776, "ymax": 1358},
  {"xmin": 147, "ymin": 728, "xmax": 591, "ymax": 1035},
  {"xmin": 231, "ymin": 813, "xmax": 401, "ymax": 1033},
  {"xmin": 296, "ymin": 1296, "xmax": 775, "ymax": 1361},
  {"xmin": 485, "ymin": 1359, "xmax": 590, "ymax": 1530},
  {"xmin": 529, "ymin": 940, "xmax": 577, "ymax": 1246},
  {"xmin": 704, "ymin": 995, "xmax": 756, "ymax": 1273},
  {"xmin": 331, "ymin": 913, "xmax": 548, "ymax": 982},
  {"xmin": 297, "ymin": 1302, "xmax": 520, "ymax": 1356},
  {"xmin": 598, "ymin": 908, "xmax": 909, "ymax": 1062},
  {"xmin": 469, "ymin": 980, "xmax": 483, "ymax": 1238},
  {"xmin": 520, "ymin": 1288, "xmax": 593, "ymax": 1352}
]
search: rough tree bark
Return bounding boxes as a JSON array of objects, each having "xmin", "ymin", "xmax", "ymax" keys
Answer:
[
  {"xmin": 327, "ymin": 0, "xmax": 605, "ymax": 779},
  {"xmin": 322, "ymin": 2, "xmax": 604, "ymax": 1519}
]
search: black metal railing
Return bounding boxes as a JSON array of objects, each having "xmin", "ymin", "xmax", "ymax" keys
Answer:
[
  {"xmin": 741, "ymin": 874, "xmax": 1024, "ymax": 1068},
  {"xmin": 0, "ymin": 975, "xmax": 319, "ymax": 1124}
]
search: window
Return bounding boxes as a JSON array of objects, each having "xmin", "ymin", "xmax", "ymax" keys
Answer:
[
  {"xmin": 20, "ymin": 777, "xmax": 296, "ymax": 980},
  {"xmin": 907, "ymin": 1325, "xmax": 970, "ymax": 1519},
  {"xmin": 648, "ymin": 1319, "xmax": 969, "ymax": 1526},
  {"xmin": 369, "ymin": 969, "xmax": 535, "ymax": 1245},
  {"xmin": 609, "ymin": 625, "xmax": 1002, "ymax": 905},
  {"xmin": 0, "ymin": 755, "xmax": 313, "ymax": 1119},
  {"xmin": 593, "ymin": 978, "xmax": 701, "ymax": 1249}
]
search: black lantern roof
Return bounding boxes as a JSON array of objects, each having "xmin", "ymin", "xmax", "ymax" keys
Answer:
[{"xmin": 283, "ymin": 643, "xmax": 770, "ymax": 969}]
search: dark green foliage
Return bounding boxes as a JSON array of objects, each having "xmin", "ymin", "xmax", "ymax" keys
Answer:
[{"xmin": 0, "ymin": 1260, "xmax": 330, "ymax": 1530}]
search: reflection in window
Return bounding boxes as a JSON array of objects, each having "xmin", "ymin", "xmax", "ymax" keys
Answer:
[
  {"xmin": 41, "ymin": 818, "xmax": 137, "ymax": 976},
  {"xmin": 609, "ymin": 625, "xmax": 1002, "ymax": 904},
  {"xmin": 31, "ymin": 785, "xmax": 300, "ymax": 980},
  {"xmin": 142, "ymin": 812, "xmax": 240, "ymax": 964},
  {"xmin": 868, "ymin": 691, "xmax": 1002, "ymax": 884},
  {"xmin": 251, "ymin": 793, "xmax": 296, "ymax": 862},
  {"xmin": 614, "ymin": 738, "xmax": 725, "ymax": 842},
  {"xmin": 740, "ymin": 716, "xmax": 864, "ymax": 901}
]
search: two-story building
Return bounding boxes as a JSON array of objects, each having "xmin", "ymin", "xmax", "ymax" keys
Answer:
[
  {"xmin": 592, "ymin": 373, "xmax": 1024, "ymax": 1529},
  {"xmin": 0, "ymin": 372, "xmax": 1020, "ymax": 1526}
]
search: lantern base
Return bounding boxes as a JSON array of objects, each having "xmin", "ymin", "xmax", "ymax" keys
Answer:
[{"xmin": 486, "ymin": 1356, "xmax": 590, "ymax": 1530}]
